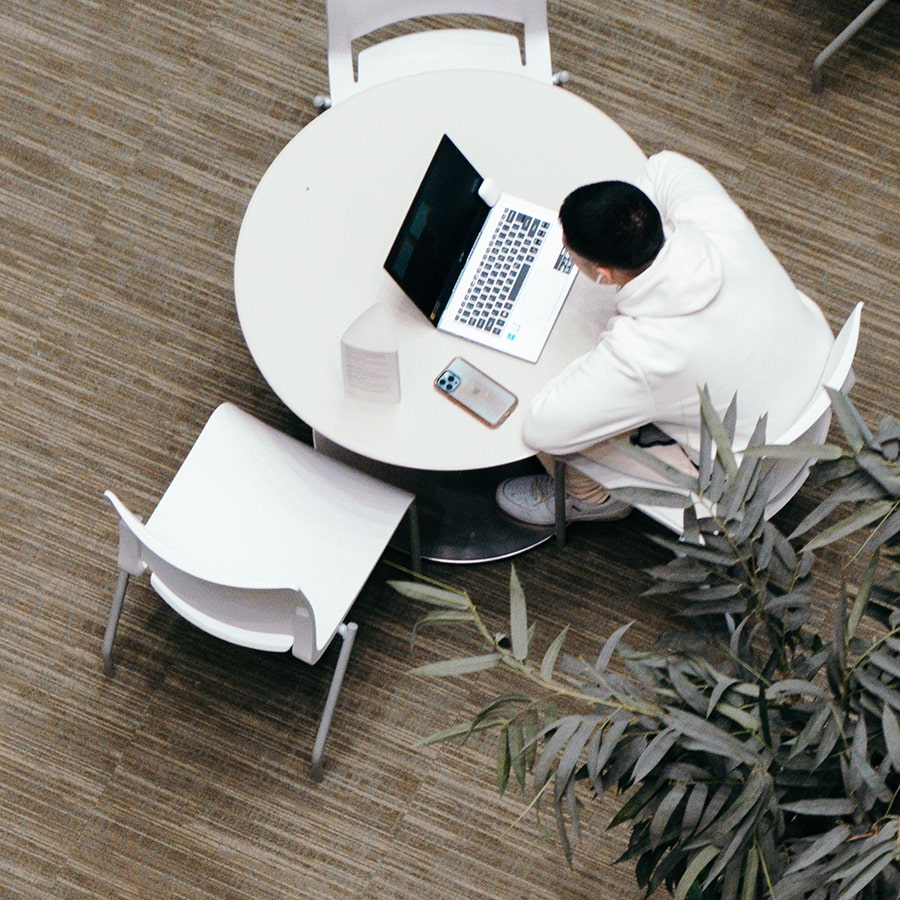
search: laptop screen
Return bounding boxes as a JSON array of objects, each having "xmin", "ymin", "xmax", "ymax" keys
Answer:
[{"xmin": 384, "ymin": 135, "xmax": 489, "ymax": 323}]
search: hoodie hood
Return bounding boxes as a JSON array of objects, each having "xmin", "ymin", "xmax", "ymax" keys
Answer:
[{"xmin": 615, "ymin": 222, "xmax": 723, "ymax": 319}]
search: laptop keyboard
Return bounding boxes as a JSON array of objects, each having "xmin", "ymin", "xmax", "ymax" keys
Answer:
[{"xmin": 454, "ymin": 208, "xmax": 573, "ymax": 336}]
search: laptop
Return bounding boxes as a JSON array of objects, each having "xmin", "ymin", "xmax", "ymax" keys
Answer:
[{"xmin": 384, "ymin": 135, "xmax": 577, "ymax": 363}]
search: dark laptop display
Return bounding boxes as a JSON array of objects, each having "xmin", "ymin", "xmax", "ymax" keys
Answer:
[{"xmin": 384, "ymin": 135, "xmax": 487, "ymax": 324}]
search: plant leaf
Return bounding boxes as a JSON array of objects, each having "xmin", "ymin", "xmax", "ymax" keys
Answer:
[
  {"xmin": 675, "ymin": 845, "xmax": 720, "ymax": 900},
  {"xmin": 508, "ymin": 718, "xmax": 526, "ymax": 790},
  {"xmin": 802, "ymin": 500, "xmax": 895, "ymax": 552},
  {"xmin": 834, "ymin": 846, "xmax": 900, "ymax": 900},
  {"xmin": 784, "ymin": 823, "xmax": 852, "ymax": 874},
  {"xmin": 779, "ymin": 798, "xmax": 856, "ymax": 815},
  {"xmin": 408, "ymin": 653, "xmax": 502, "ymax": 678},
  {"xmin": 882, "ymin": 705, "xmax": 900, "ymax": 772},
  {"xmin": 497, "ymin": 726, "xmax": 511, "ymax": 795},
  {"xmin": 608, "ymin": 437, "xmax": 701, "ymax": 489},
  {"xmin": 743, "ymin": 442, "xmax": 845, "ymax": 461},
  {"xmin": 699, "ymin": 388, "xmax": 739, "ymax": 481},
  {"xmin": 632, "ymin": 727, "xmax": 680, "ymax": 784},
  {"xmin": 827, "ymin": 386, "xmax": 874, "ymax": 451},
  {"xmin": 555, "ymin": 717, "xmax": 602, "ymax": 803},
  {"xmin": 389, "ymin": 580, "xmax": 470, "ymax": 609},
  {"xmin": 540, "ymin": 626, "xmax": 569, "ymax": 682},
  {"xmin": 649, "ymin": 781, "xmax": 687, "ymax": 847},
  {"xmin": 416, "ymin": 718, "xmax": 499, "ymax": 746},
  {"xmin": 509, "ymin": 565, "xmax": 528, "ymax": 661},
  {"xmin": 595, "ymin": 621, "xmax": 633, "ymax": 673},
  {"xmin": 533, "ymin": 715, "xmax": 584, "ymax": 792},
  {"xmin": 410, "ymin": 609, "xmax": 476, "ymax": 646}
]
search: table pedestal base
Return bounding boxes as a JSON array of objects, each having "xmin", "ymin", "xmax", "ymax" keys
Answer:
[{"xmin": 312, "ymin": 434, "xmax": 554, "ymax": 563}]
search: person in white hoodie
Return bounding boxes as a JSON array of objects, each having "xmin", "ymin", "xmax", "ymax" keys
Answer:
[{"xmin": 496, "ymin": 151, "xmax": 835, "ymax": 525}]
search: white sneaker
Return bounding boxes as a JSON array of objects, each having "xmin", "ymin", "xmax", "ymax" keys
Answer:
[{"xmin": 495, "ymin": 474, "xmax": 632, "ymax": 526}]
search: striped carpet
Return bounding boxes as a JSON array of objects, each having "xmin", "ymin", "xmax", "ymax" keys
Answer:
[{"xmin": 1, "ymin": 1, "xmax": 897, "ymax": 897}]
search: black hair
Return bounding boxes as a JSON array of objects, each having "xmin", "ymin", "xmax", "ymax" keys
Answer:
[{"xmin": 559, "ymin": 181, "xmax": 664, "ymax": 272}]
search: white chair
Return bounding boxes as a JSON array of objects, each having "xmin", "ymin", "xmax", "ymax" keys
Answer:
[
  {"xmin": 553, "ymin": 302, "xmax": 863, "ymax": 542},
  {"xmin": 102, "ymin": 402, "xmax": 420, "ymax": 780},
  {"xmin": 317, "ymin": 0, "xmax": 563, "ymax": 109}
]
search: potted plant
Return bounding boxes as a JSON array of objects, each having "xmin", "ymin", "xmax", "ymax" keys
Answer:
[{"xmin": 391, "ymin": 390, "xmax": 900, "ymax": 899}]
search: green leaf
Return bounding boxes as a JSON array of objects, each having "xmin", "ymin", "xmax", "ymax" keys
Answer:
[
  {"xmin": 508, "ymin": 565, "xmax": 528, "ymax": 661},
  {"xmin": 688, "ymin": 770, "xmax": 768, "ymax": 847},
  {"xmin": 555, "ymin": 717, "xmax": 602, "ymax": 803},
  {"xmin": 716, "ymin": 703, "xmax": 760, "ymax": 734},
  {"xmin": 834, "ymin": 846, "xmax": 900, "ymax": 900},
  {"xmin": 784, "ymin": 823, "xmax": 851, "ymax": 874},
  {"xmin": 410, "ymin": 609, "xmax": 476, "ymax": 646},
  {"xmin": 389, "ymin": 580, "xmax": 470, "ymax": 610},
  {"xmin": 869, "ymin": 506, "xmax": 900, "ymax": 551},
  {"xmin": 497, "ymin": 727, "xmax": 511, "ymax": 795},
  {"xmin": 533, "ymin": 716, "xmax": 584, "ymax": 791},
  {"xmin": 827, "ymin": 386, "xmax": 874, "ymax": 452},
  {"xmin": 609, "ymin": 437, "xmax": 701, "ymax": 489},
  {"xmin": 764, "ymin": 679, "xmax": 827, "ymax": 700},
  {"xmin": 508, "ymin": 718, "xmax": 526, "ymax": 790},
  {"xmin": 681, "ymin": 782, "xmax": 708, "ymax": 840},
  {"xmin": 882, "ymin": 705, "xmax": 900, "ymax": 772},
  {"xmin": 739, "ymin": 846, "xmax": 759, "ymax": 900},
  {"xmin": 416, "ymin": 718, "xmax": 499, "ymax": 746},
  {"xmin": 742, "ymin": 442, "xmax": 844, "ymax": 461},
  {"xmin": 707, "ymin": 676, "xmax": 740, "ymax": 718},
  {"xmin": 540, "ymin": 625, "xmax": 569, "ymax": 682},
  {"xmin": 853, "ymin": 668, "xmax": 900, "ymax": 712},
  {"xmin": 787, "ymin": 702, "xmax": 831, "ymax": 761},
  {"xmin": 649, "ymin": 781, "xmax": 687, "ymax": 847},
  {"xmin": 607, "ymin": 485, "xmax": 694, "ymax": 508},
  {"xmin": 802, "ymin": 500, "xmax": 896, "ymax": 551},
  {"xmin": 664, "ymin": 708, "xmax": 758, "ymax": 767},
  {"xmin": 408, "ymin": 653, "xmax": 502, "ymax": 678},
  {"xmin": 699, "ymin": 388, "xmax": 739, "ymax": 481},
  {"xmin": 595, "ymin": 621, "xmax": 633, "ymax": 673},
  {"xmin": 675, "ymin": 845, "xmax": 720, "ymax": 900},
  {"xmin": 610, "ymin": 779, "xmax": 663, "ymax": 829},
  {"xmin": 848, "ymin": 552, "xmax": 880, "ymax": 641},
  {"xmin": 779, "ymin": 798, "xmax": 856, "ymax": 815},
  {"xmin": 631, "ymin": 727, "xmax": 680, "ymax": 784}
]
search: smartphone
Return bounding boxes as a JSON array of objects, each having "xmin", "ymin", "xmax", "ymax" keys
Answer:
[{"xmin": 434, "ymin": 357, "xmax": 518, "ymax": 428}]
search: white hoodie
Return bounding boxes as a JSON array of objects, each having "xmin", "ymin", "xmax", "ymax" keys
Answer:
[{"xmin": 523, "ymin": 152, "xmax": 835, "ymax": 459}]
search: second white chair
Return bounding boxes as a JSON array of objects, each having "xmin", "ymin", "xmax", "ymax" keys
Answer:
[
  {"xmin": 320, "ymin": 0, "xmax": 559, "ymax": 108},
  {"xmin": 102, "ymin": 402, "xmax": 420, "ymax": 780},
  {"xmin": 553, "ymin": 302, "xmax": 863, "ymax": 542}
]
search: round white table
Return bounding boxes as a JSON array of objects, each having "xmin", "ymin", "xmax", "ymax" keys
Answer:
[{"xmin": 235, "ymin": 69, "xmax": 646, "ymax": 560}]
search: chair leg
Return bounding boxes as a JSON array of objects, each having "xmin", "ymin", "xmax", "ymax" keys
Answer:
[
  {"xmin": 407, "ymin": 501, "xmax": 422, "ymax": 574},
  {"xmin": 554, "ymin": 459, "xmax": 567, "ymax": 547},
  {"xmin": 311, "ymin": 621, "xmax": 358, "ymax": 782},
  {"xmin": 102, "ymin": 569, "xmax": 130, "ymax": 677}
]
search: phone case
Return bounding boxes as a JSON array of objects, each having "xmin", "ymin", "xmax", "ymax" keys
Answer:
[{"xmin": 434, "ymin": 357, "xmax": 518, "ymax": 428}]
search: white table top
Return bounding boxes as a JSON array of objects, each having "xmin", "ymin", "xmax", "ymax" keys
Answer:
[{"xmin": 235, "ymin": 70, "xmax": 645, "ymax": 471}]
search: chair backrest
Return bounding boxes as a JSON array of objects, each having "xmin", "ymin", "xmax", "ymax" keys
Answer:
[
  {"xmin": 760, "ymin": 300, "xmax": 862, "ymax": 517},
  {"xmin": 588, "ymin": 302, "xmax": 864, "ymax": 534},
  {"xmin": 105, "ymin": 490, "xmax": 321, "ymax": 661},
  {"xmin": 326, "ymin": 0, "xmax": 552, "ymax": 103}
]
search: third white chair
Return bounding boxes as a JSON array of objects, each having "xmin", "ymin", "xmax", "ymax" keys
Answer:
[
  {"xmin": 318, "ymin": 0, "xmax": 563, "ymax": 109},
  {"xmin": 103, "ymin": 402, "xmax": 420, "ymax": 780}
]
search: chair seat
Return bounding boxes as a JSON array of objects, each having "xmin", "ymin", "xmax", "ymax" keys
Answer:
[
  {"xmin": 144, "ymin": 403, "xmax": 414, "ymax": 652},
  {"xmin": 357, "ymin": 29, "xmax": 529, "ymax": 89}
]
